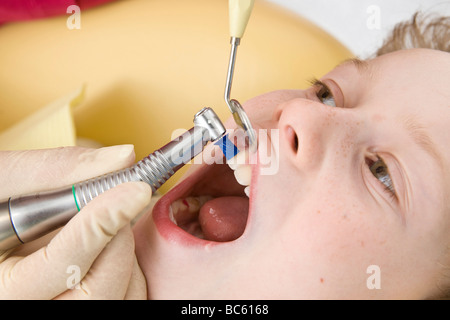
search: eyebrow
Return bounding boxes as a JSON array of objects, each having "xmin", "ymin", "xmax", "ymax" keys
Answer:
[
  {"xmin": 338, "ymin": 58, "xmax": 371, "ymax": 73},
  {"xmin": 402, "ymin": 115, "xmax": 444, "ymax": 170}
]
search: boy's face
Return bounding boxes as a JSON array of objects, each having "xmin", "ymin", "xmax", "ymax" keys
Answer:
[{"xmin": 134, "ymin": 49, "xmax": 450, "ymax": 299}]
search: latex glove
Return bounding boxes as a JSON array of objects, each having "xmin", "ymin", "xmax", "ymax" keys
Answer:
[{"xmin": 0, "ymin": 145, "xmax": 152, "ymax": 299}]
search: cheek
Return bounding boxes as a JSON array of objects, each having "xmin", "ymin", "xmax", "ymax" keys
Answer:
[
  {"xmin": 248, "ymin": 189, "xmax": 396, "ymax": 296},
  {"xmin": 279, "ymin": 189, "xmax": 395, "ymax": 275},
  {"xmin": 299, "ymin": 193, "xmax": 391, "ymax": 255},
  {"xmin": 255, "ymin": 173, "xmax": 392, "ymax": 254},
  {"xmin": 298, "ymin": 196, "xmax": 390, "ymax": 279},
  {"xmin": 248, "ymin": 166, "xmax": 412, "ymax": 297},
  {"xmin": 311, "ymin": 209, "xmax": 377, "ymax": 254}
]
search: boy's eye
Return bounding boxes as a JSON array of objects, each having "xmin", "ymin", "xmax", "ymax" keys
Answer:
[
  {"xmin": 311, "ymin": 79, "xmax": 337, "ymax": 107},
  {"xmin": 369, "ymin": 158, "xmax": 396, "ymax": 197}
]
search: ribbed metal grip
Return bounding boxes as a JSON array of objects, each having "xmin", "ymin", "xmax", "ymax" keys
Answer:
[
  {"xmin": 133, "ymin": 150, "xmax": 175, "ymax": 189},
  {"xmin": 74, "ymin": 150, "xmax": 175, "ymax": 209}
]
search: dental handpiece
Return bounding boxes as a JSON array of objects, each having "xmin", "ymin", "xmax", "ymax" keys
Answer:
[{"xmin": 0, "ymin": 107, "xmax": 226, "ymax": 251}]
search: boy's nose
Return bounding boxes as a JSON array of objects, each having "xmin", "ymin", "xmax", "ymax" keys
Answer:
[{"xmin": 275, "ymin": 97, "xmax": 359, "ymax": 171}]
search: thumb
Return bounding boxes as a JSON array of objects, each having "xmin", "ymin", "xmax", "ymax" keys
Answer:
[{"xmin": 0, "ymin": 145, "xmax": 135, "ymax": 199}]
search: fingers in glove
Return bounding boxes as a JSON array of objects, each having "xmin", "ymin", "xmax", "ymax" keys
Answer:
[
  {"xmin": 0, "ymin": 182, "xmax": 151, "ymax": 299},
  {"xmin": 124, "ymin": 256, "xmax": 148, "ymax": 300},
  {"xmin": 56, "ymin": 226, "xmax": 137, "ymax": 300},
  {"xmin": 0, "ymin": 145, "xmax": 135, "ymax": 198}
]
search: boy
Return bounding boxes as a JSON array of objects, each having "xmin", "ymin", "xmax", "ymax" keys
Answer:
[{"xmin": 1, "ymin": 13, "xmax": 448, "ymax": 299}]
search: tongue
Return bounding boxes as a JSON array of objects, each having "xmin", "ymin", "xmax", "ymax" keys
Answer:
[{"xmin": 198, "ymin": 196, "xmax": 249, "ymax": 242}]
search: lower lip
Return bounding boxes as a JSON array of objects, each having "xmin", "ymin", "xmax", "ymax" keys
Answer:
[{"xmin": 152, "ymin": 159, "xmax": 259, "ymax": 247}]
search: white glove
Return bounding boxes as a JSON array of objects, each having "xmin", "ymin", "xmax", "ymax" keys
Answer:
[{"xmin": 0, "ymin": 145, "xmax": 151, "ymax": 299}]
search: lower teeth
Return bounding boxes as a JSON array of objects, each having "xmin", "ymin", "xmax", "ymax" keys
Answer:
[{"xmin": 169, "ymin": 196, "xmax": 213, "ymax": 234}]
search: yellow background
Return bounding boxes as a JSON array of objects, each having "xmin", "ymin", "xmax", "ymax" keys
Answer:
[{"xmin": 0, "ymin": 0, "xmax": 352, "ymax": 193}]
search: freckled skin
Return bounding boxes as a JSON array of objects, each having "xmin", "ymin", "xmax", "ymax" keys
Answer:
[{"xmin": 135, "ymin": 49, "xmax": 450, "ymax": 300}]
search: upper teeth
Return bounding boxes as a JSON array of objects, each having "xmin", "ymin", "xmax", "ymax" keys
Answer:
[
  {"xmin": 227, "ymin": 148, "xmax": 251, "ymax": 197},
  {"xmin": 235, "ymin": 165, "xmax": 251, "ymax": 186}
]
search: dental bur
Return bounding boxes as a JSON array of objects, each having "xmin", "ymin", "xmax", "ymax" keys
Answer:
[{"xmin": 0, "ymin": 108, "xmax": 226, "ymax": 250}]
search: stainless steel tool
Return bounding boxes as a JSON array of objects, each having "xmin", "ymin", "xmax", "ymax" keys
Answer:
[{"xmin": 224, "ymin": 0, "xmax": 257, "ymax": 153}]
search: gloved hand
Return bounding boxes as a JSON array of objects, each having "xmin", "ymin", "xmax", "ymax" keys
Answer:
[{"xmin": 0, "ymin": 145, "xmax": 151, "ymax": 299}]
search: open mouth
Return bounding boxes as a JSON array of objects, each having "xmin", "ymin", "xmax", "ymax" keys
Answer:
[{"xmin": 152, "ymin": 141, "xmax": 256, "ymax": 245}]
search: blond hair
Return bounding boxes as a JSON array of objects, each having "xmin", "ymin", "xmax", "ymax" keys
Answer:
[{"xmin": 376, "ymin": 12, "xmax": 449, "ymax": 56}]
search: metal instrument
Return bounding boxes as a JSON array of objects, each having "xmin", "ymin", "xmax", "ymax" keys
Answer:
[{"xmin": 224, "ymin": 0, "xmax": 257, "ymax": 153}]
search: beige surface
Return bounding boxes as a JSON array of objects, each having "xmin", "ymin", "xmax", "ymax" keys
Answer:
[{"xmin": 0, "ymin": 0, "xmax": 352, "ymax": 192}]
